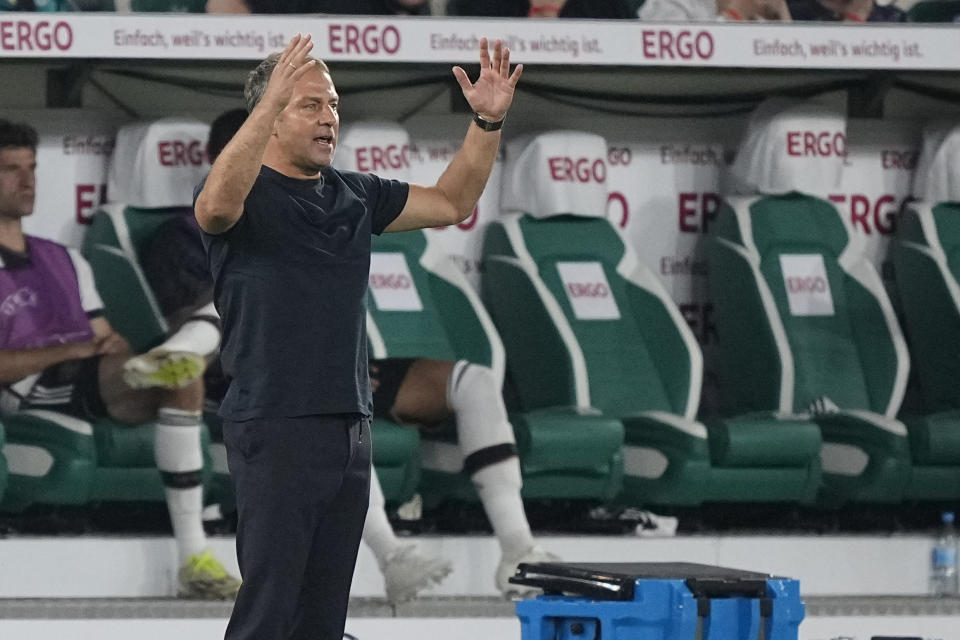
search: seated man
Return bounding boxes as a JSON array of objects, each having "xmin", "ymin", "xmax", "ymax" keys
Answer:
[{"xmin": 0, "ymin": 119, "xmax": 239, "ymax": 600}]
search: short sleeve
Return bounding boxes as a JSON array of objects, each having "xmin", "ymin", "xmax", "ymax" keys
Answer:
[
  {"xmin": 66, "ymin": 248, "xmax": 104, "ymax": 316},
  {"xmin": 193, "ymin": 177, "xmax": 206, "ymax": 208},
  {"xmin": 361, "ymin": 173, "xmax": 410, "ymax": 235}
]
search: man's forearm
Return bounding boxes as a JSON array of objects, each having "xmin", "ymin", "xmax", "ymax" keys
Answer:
[
  {"xmin": 195, "ymin": 105, "xmax": 278, "ymax": 233},
  {"xmin": 0, "ymin": 343, "xmax": 87, "ymax": 386},
  {"xmin": 435, "ymin": 122, "xmax": 502, "ymax": 223}
]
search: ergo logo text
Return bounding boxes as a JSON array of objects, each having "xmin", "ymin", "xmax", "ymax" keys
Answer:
[
  {"xmin": 567, "ymin": 282, "xmax": 610, "ymax": 298},
  {"xmin": 354, "ymin": 145, "xmax": 409, "ymax": 172},
  {"xmin": 828, "ymin": 194, "xmax": 900, "ymax": 235},
  {"xmin": 0, "ymin": 20, "xmax": 72, "ymax": 51},
  {"xmin": 785, "ymin": 275, "xmax": 828, "ymax": 293},
  {"xmin": 640, "ymin": 30, "xmax": 714, "ymax": 60},
  {"xmin": 786, "ymin": 131, "xmax": 846, "ymax": 157},
  {"xmin": 566, "ymin": 282, "xmax": 610, "ymax": 298},
  {"xmin": 328, "ymin": 24, "xmax": 400, "ymax": 55},
  {"xmin": 76, "ymin": 184, "xmax": 107, "ymax": 225},
  {"xmin": 369, "ymin": 273, "xmax": 412, "ymax": 290},
  {"xmin": 548, "ymin": 157, "xmax": 606, "ymax": 183},
  {"xmin": 158, "ymin": 140, "xmax": 206, "ymax": 167},
  {"xmin": 679, "ymin": 192, "xmax": 720, "ymax": 233}
]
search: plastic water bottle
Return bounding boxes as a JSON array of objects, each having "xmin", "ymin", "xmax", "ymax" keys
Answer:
[{"xmin": 930, "ymin": 511, "xmax": 959, "ymax": 596}]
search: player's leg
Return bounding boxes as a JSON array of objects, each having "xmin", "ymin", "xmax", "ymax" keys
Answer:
[
  {"xmin": 363, "ymin": 468, "xmax": 451, "ymax": 603},
  {"xmin": 364, "ymin": 358, "xmax": 452, "ymax": 603},
  {"xmin": 389, "ymin": 358, "xmax": 557, "ymax": 596},
  {"xmin": 98, "ymin": 351, "xmax": 239, "ymax": 599},
  {"xmin": 441, "ymin": 360, "xmax": 557, "ymax": 595}
]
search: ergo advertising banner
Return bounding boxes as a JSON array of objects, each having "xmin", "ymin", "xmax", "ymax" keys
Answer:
[{"xmin": 0, "ymin": 14, "xmax": 956, "ymax": 70}]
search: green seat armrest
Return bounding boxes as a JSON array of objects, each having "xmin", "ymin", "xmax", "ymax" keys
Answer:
[
  {"xmin": 511, "ymin": 407, "xmax": 623, "ymax": 475},
  {"xmin": 706, "ymin": 413, "xmax": 822, "ymax": 467},
  {"xmin": 905, "ymin": 410, "xmax": 960, "ymax": 465},
  {"xmin": 619, "ymin": 412, "xmax": 710, "ymax": 458}
]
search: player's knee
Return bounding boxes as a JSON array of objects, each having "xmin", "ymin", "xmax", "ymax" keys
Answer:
[{"xmin": 446, "ymin": 362, "xmax": 503, "ymax": 414}]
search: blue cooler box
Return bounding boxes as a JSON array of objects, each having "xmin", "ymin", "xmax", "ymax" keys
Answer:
[{"xmin": 512, "ymin": 562, "xmax": 804, "ymax": 640}]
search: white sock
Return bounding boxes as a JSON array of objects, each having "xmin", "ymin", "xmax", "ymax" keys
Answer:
[
  {"xmin": 362, "ymin": 470, "xmax": 402, "ymax": 569},
  {"xmin": 159, "ymin": 302, "xmax": 220, "ymax": 357},
  {"xmin": 446, "ymin": 361, "xmax": 535, "ymax": 559},
  {"xmin": 154, "ymin": 407, "xmax": 207, "ymax": 564},
  {"xmin": 473, "ymin": 460, "xmax": 534, "ymax": 559}
]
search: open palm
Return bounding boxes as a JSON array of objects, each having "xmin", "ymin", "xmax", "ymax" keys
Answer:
[{"xmin": 453, "ymin": 38, "xmax": 523, "ymax": 122}]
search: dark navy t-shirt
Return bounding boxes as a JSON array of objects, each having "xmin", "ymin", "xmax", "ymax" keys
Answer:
[{"xmin": 198, "ymin": 165, "xmax": 408, "ymax": 421}]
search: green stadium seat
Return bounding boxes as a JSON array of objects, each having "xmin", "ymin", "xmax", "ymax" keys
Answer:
[
  {"xmin": 335, "ymin": 121, "xmax": 624, "ymax": 506},
  {"xmin": 893, "ymin": 122, "xmax": 960, "ymax": 498},
  {"xmin": 482, "ymin": 131, "xmax": 821, "ymax": 507},
  {"xmin": 710, "ymin": 100, "xmax": 960, "ymax": 504},
  {"xmin": 368, "ymin": 229, "xmax": 625, "ymax": 504}
]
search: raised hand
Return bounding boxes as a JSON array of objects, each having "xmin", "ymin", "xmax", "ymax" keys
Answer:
[
  {"xmin": 452, "ymin": 38, "xmax": 523, "ymax": 123},
  {"xmin": 259, "ymin": 33, "xmax": 318, "ymax": 114}
]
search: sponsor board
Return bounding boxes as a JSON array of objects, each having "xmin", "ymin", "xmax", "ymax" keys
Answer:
[{"xmin": 0, "ymin": 15, "xmax": 953, "ymax": 70}]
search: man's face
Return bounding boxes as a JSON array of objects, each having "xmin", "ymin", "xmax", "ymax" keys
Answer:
[
  {"xmin": 274, "ymin": 67, "xmax": 340, "ymax": 175},
  {"xmin": 0, "ymin": 147, "xmax": 36, "ymax": 220}
]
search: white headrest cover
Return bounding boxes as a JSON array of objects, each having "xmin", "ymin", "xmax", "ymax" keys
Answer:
[
  {"xmin": 912, "ymin": 120, "xmax": 960, "ymax": 203},
  {"xmin": 501, "ymin": 131, "xmax": 608, "ymax": 219},
  {"xmin": 335, "ymin": 121, "xmax": 412, "ymax": 181},
  {"xmin": 728, "ymin": 99, "xmax": 847, "ymax": 197},
  {"xmin": 108, "ymin": 118, "xmax": 210, "ymax": 208}
]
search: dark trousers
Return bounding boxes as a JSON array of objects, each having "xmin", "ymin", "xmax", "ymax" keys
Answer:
[{"xmin": 223, "ymin": 414, "xmax": 371, "ymax": 640}]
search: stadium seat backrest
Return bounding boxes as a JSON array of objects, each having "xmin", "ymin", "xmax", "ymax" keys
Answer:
[
  {"xmin": 368, "ymin": 230, "xmax": 504, "ymax": 374},
  {"xmin": 907, "ymin": 121, "xmax": 960, "ymax": 284},
  {"xmin": 336, "ymin": 122, "xmax": 504, "ymax": 376},
  {"xmin": 715, "ymin": 100, "xmax": 908, "ymax": 417},
  {"xmin": 895, "ymin": 122, "xmax": 960, "ymax": 411},
  {"xmin": 727, "ymin": 98, "xmax": 846, "ymax": 198},
  {"xmin": 486, "ymin": 131, "xmax": 702, "ymax": 418},
  {"xmin": 82, "ymin": 118, "xmax": 210, "ymax": 351}
]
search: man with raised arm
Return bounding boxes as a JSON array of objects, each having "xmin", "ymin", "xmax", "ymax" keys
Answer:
[{"xmin": 194, "ymin": 33, "xmax": 522, "ymax": 640}]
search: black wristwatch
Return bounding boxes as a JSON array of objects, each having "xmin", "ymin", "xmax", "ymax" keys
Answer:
[{"xmin": 473, "ymin": 112, "xmax": 505, "ymax": 132}]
